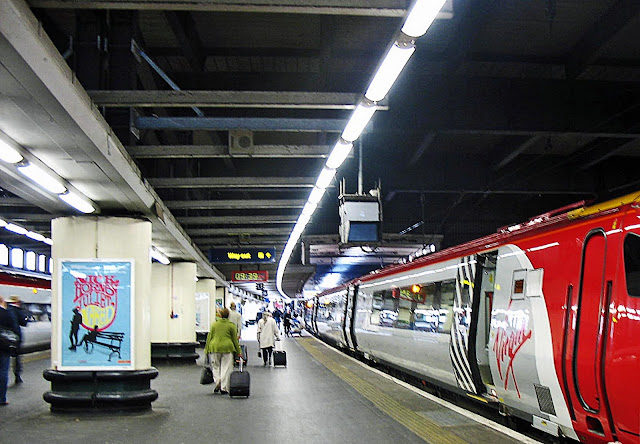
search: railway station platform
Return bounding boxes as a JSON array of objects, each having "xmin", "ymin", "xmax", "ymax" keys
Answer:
[{"xmin": 0, "ymin": 328, "xmax": 542, "ymax": 444}]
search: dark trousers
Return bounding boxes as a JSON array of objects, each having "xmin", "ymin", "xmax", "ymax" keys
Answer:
[
  {"xmin": 0, "ymin": 352, "xmax": 9, "ymax": 403},
  {"xmin": 12, "ymin": 352, "xmax": 21, "ymax": 379},
  {"xmin": 261, "ymin": 346, "xmax": 273, "ymax": 364}
]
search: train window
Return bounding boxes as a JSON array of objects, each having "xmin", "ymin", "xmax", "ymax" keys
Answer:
[
  {"xmin": 26, "ymin": 251, "xmax": 36, "ymax": 271},
  {"xmin": 0, "ymin": 244, "xmax": 7, "ymax": 266},
  {"xmin": 10, "ymin": 248, "xmax": 23, "ymax": 268},
  {"xmin": 38, "ymin": 255, "xmax": 46, "ymax": 272},
  {"xmin": 624, "ymin": 233, "xmax": 640, "ymax": 297}
]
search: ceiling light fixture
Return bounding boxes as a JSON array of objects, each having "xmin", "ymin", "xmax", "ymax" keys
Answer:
[
  {"xmin": 17, "ymin": 163, "xmax": 67, "ymax": 195},
  {"xmin": 365, "ymin": 41, "xmax": 416, "ymax": 102},
  {"xmin": 26, "ymin": 231, "xmax": 45, "ymax": 242},
  {"xmin": 325, "ymin": 139, "xmax": 354, "ymax": 170},
  {"xmin": 150, "ymin": 247, "xmax": 170, "ymax": 265},
  {"xmin": 341, "ymin": 101, "xmax": 376, "ymax": 142},
  {"xmin": 401, "ymin": 0, "xmax": 448, "ymax": 38},
  {"xmin": 0, "ymin": 139, "xmax": 23, "ymax": 164},
  {"xmin": 59, "ymin": 191, "xmax": 96, "ymax": 214},
  {"xmin": 5, "ymin": 223, "xmax": 27, "ymax": 235},
  {"xmin": 315, "ymin": 167, "xmax": 337, "ymax": 190},
  {"xmin": 308, "ymin": 186, "xmax": 326, "ymax": 205},
  {"xmin": 301, "ymin": 201, "xmax": 317, "ymax": 217}
]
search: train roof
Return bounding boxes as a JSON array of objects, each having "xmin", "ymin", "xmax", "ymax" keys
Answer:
[{"xmin": 316, "ymin": 190, "xmax": 640, "ymax": 297}]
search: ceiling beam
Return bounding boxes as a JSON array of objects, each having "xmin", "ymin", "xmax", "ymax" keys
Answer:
[
  {"xmin": 126, "ymin": 144, "xmax": 335, "ymax": 158},
  {"xmin": 189, "ymin": 227, "xmax": 293, "ymax": 236},
  {"xmin": 165, "ymin": 199, "xmax": 307, "ymax": 209},
  {"xmin": 196, "ymin": 236, "xmax": 289, "ymax": 246},
  {"xmin": 164, "ymin": 11, "xmax": 206, "ymax": 72},
  {"xmin": 565, "ymin": 0, "xmax": 640, "ymax": 80},
  {"xmin": 148, "ymin": 177, "xmax": 315, "ymax": 188},
  {"xmin": 135, "ymin": 116, "xmax": 350, "ymax": 131},
  {"xmin": 178, "ymin": 215, "xmax": 297, "ymax": 225},
  {"xmin": 87, "ymin": 90, "xmax": 386, "ymax": 110},
  {"xmin": 26, "ymin": 0, "xmax": 456, "ymax": 18}
]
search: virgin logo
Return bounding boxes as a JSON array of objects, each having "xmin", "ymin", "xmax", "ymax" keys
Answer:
[{"xmin": 492, "ymin": 309, "xmax": 532, "ymax": 398}]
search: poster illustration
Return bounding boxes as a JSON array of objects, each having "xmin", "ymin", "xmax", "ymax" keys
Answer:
[{"xmin": 59, "ymin": 260, "xmax": 134, "ymax": 370}]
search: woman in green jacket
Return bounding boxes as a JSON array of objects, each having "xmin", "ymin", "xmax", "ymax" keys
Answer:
[{"xmin": 204, "ymin": 308, "xmax": 241, "ymax": 394}]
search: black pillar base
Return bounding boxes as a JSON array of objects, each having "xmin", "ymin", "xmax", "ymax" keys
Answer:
[
  {"xmin": 196, "ymin": 332, "xmax": 207, "ymax": 347},
  {"xmin": 151, "ymin": 342, "xmax": 199, "ymax": 362},
  {"xmin": 43, "ymin": 368, "xmax": 159, "ymax": 413}
]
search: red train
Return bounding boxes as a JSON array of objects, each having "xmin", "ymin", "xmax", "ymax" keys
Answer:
[{"xmin": 307, "ymin": 191, "xmax": 640, "ymax": 444}]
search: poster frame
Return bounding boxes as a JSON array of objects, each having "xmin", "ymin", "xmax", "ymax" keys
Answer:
[{"xmin": 57, "ymin": 258, "xmax": 135, "ymax": 371}]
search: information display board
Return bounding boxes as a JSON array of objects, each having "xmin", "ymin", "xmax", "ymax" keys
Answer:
[
  {"xmin": 231, "ymin": 270, "xmax": 269, "ymax": 282},
  {"xmin": 209, "ymin": 247, "xmax": 276, "ymax": 263}
]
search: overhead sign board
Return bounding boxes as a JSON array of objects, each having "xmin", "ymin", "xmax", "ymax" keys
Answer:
[
  {"xmin": 231, "ymin": 270, "xmax": 269, "ymax": 283},
  {"xmin": 209, "ymin": 247, "xmax": 276, "ymax": 263}
]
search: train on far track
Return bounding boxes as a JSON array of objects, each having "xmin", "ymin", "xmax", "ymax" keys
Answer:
[
  {"xmin": 304, "ymin": 191, "xmax": 640, "ymax": 444},
  {"xmin": 0, "ymin": 278, "xmax": 51, "ymax": 352}
]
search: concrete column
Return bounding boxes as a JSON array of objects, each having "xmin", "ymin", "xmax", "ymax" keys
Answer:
[
  {"xmin": 195, "ymin": 278, "xmax": 216, "ymax": 344},
  {"xmin": 150, "ymin": 262, "xmax": 198, "ymax": 361},
  {"xmin": 43, "ymin": 216, "xmax": 158, "ymax": 412}
]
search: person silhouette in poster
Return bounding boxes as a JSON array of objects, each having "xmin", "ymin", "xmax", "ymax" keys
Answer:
[
  {"xmin": 68, "ymin": 308, "xmax": 83, "ymax": 351},
  {"xmin": 78, "ymin": 325, "xmax": 99, "ymax": 352}
]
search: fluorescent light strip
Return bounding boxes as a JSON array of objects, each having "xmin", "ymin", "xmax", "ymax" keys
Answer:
[
  {"xmin": 18, "ymin": 163, "xmax": 67, "ymax": 194},
  {"xmin": 59, "ymin": 191, "xmax": 96, "ymax": 214},
  {"xmin": 401, "ymin": 0, "xmax": 447, "ymax": 38},
  {"xmin": 326, "ymin": 140, "xmax": 353, "ymax": 170},
  {"xmin": 316, "ymin": 167, "xmax": 337, "ymax": 190},
  {"xmin": 276, "ymin": 0, "xmax": 446, "ymax": 298},
  {"xmin": 26, "ymin": 231, "xmax": 45, "ymax": 242},
  {"xmin": 341, "ymin": 102, "xmax": 376, "ymax": 142},
  {"xmin": 5, "ymin": 223, "xmax": 27, "ymax": 235},
  {"xmin": 0, "ymin": 139, "xmax": 23, "ymax": 164},
  {"xmin": 365, "ymin": 42, "xmax": 416, "ymax": 102},
  {"xmin": 150, "ymin": 248, "xmax": 170, "ymax": 265}
]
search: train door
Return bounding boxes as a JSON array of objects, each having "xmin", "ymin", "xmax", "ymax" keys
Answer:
[
  {"xmin": 474, "ymin": 252, "xmax": 496, "ymax": 388},
  {"xmin": 342, "ymin": 285, "xmax": 358, "ymax": 351},
  {"xmin": 603, "ymin": 224, "xmax": 640, "ymax": 440},
  {"xmin": 563, "ymin": 229, "xmax": 616, "ymax": 441}
]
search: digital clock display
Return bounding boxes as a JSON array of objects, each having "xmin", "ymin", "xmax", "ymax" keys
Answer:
[{"xmin": 232, "ymin": 270, "xmax": 268, "ymax": 283}]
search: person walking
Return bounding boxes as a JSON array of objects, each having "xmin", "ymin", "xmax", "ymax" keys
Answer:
[
  {"xmin": 257, "ymin": 312, "xmax": 280, "ymax": 366},
  {"xmin": 283, "ymin": 309, "xmax": 292, "ymax": 337},
  {"xmin": 0, "ymin": 296, "xmax": 19, "ymax": 406},
  {"xmin": 204, "ymin": 308, "xmax": 241, "ymax": 395},
  {"xmin": 228, "ymin": 302, "xmax": 242, "ymax": 340},
  {"xmin": 6, "ymin": 297, "xmax": 27, "ymax": 384}
]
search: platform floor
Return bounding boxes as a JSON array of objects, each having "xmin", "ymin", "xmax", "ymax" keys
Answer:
[{"xmin": 0, "ymin": 328, "xmax": 543, "ymax": 444}]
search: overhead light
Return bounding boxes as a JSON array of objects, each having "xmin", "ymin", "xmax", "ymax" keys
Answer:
[
  {"xmin": 0, "ymin": 139, "xmax": 23, "ymax": 164},
  {"xmin": 316, "ymin": 167, "xmax": 337, "ymax": 190},
  {"xmin": 326, "ymin": 139, "xmax": 353, "ymax": 169},
  {"xmin": 59, "ymin": 191, "xmax": 96, "ymax": 214},
  {"xmin": 342, "ymin": 102, "xmax": 376, "ymax": 142},
  {"xmin": 26, "ymin": 231, "xmax": 45, "ymax": 242},
  {"xmin": 308, "ymin": 186, "xmax": 326, "ymax": 205},
  {"xmin": 365, "ymin": 41, "xmax": 416, "ymax": 102},
  {"xmin": 401, "ymin": 0, "xmax": 447, "ymax": 38},
  {"xmin": 150, "ymin": 247, "xmax": 170, "ymax": 265},
  {"xmin": 0, "ymin": 219, "xmax": 6, "ymax": 228},
  {"xmin": 18, "ymin": 163, "xmax": 67, "ymax": 194},
  {"xmin": 301, "ymin": 201, "xmax": 317, "ymax": 217},
  {"xmin": 297, "ymin": 212, "xmax": 312, "ymax": 228},
  {"xmin": 43, "ymin": 238, "xmax": 53, "ymax": 245},
  {"xmin": 5, "ymin": 223, "xmax": 27, "ymax": 235}
]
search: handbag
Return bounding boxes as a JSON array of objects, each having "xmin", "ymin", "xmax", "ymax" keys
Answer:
[
  {"xmin": 257, "ymin": 349, "xmax": 261, "ymax": 358},
  {"xmin": 0, "ymin": 327, "xmax": 19, "ymax": 353},
  {"xmin": 200, "ymin": 366, "xmax": 214, "ymax": 385}
]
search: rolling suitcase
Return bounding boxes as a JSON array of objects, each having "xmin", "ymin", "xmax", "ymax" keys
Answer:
[
  {"xmin": 273, "ymin": 341, "xmax": 287, "ymax": 367},
  {"xmin": 229, "ymin": 357, "xmax": 250, "ymax": 397}
]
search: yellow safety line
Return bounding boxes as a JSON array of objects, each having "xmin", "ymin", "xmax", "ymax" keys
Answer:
[{"xmin": 297, "ymin": 338, "xmax": 467, "ymax": 444}]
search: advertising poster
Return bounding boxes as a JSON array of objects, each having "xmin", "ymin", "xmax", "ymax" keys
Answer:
[{"xmin": 59, "ymin": 260, "xmax": 134, "ymax": 370}]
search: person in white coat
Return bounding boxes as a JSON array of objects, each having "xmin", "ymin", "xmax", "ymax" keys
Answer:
[{"xmin": 257, "ymin": 312, "xmax": 280, "ymax": 366}]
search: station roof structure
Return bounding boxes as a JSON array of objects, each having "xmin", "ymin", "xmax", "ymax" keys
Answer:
[{"xmin": 0, "ymin": 0, "xmax": 639, "ymax": 299}]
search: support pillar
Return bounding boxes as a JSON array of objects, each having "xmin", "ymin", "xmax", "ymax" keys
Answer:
[
  {"xmin": 150, "ymin": 262, "xmax": 199, "ymax": 361},
  {"xmin": 43, "ymin": 216, "xmax": 158, "ymax": 413},
  {"xmin": 195, "ymin": 278, "xmax": 216, "ymax": 345}
]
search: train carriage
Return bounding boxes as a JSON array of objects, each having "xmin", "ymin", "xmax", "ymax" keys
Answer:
[{"xmin": 310, "ymin": 191, "xmax": 640, "ymax": 444}]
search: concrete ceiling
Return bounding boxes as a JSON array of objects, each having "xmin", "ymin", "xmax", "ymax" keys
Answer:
[{"xmin": 1, "ymin": 0, "xmax": 639, "ymax": 299}]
